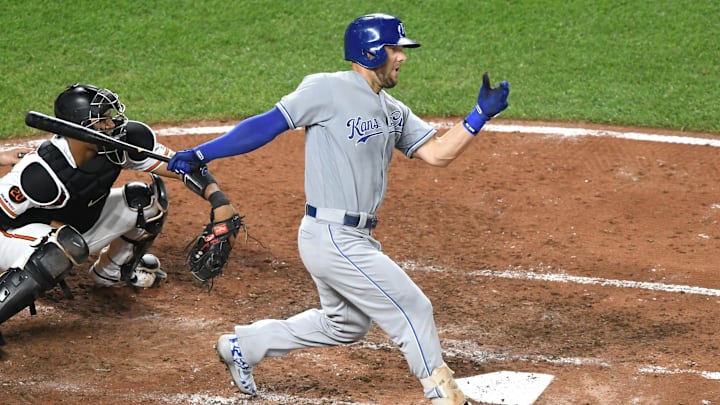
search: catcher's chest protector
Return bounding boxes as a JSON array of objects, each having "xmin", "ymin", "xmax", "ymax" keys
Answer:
[{"xmin": 30, "ymin": 141, "xmax": 122, "ymax": 232}]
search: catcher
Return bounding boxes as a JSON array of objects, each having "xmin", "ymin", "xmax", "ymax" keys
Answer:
[{"xmin": 0, "ymin": 83, "xmax": 242, "ymax": 345}]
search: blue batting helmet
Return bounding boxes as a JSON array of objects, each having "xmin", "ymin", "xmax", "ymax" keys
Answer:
[{"xmin": 344, "ymin": 13, "xmax": 420, "ymax": 69}]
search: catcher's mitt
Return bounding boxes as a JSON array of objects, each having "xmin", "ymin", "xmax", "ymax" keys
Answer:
[{"xmin": 186, "ymin": 212, "xmax": 244, "ymax": 287}]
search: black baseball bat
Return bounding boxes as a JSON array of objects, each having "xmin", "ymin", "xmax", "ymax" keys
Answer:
[{"xmin": 24, "ymin": 111, "xmax": 170, "ymax": 163}]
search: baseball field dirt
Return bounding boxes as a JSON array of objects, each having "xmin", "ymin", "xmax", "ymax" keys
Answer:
[{"xmin": 0, "ymin": 118, "xmax": 718, "ymax": 404}]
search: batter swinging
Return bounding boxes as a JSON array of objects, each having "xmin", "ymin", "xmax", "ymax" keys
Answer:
[{"xmin": 168, "ymin": 13, "xmax": 510, "ymax": 404}]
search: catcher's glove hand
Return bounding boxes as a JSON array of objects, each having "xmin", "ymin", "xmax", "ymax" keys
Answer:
[{"xmin": 186, "ymin": 212, "xmax": 244, "ymax": 287}]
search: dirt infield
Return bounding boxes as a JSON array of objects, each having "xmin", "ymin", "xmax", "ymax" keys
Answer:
[{"xmin": 0, "ymin": 119, "xmax": 718, "ymax": 404}]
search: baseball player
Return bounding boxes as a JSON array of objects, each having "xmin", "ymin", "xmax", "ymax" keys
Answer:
[
  {"xmin": 168, "ymin": 13, "xmax": 509, "ymax": 404},
  {"xmin": 0, "ymin": 83, "xmax": 238, "ymax": 345}
]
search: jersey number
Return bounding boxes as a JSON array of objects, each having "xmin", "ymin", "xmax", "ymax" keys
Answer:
[{"xmin": 9, "ymin": 186, "xmax": 26, "ymax": 203}]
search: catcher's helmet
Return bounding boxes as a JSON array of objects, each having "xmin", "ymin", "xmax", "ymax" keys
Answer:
[
  {"xmin": 344, "ymin": 13, "xmax": 420, "ymax": 69},
  {"xmin": 54, "ymin": 83, "xmax": 127, "ymax": 131},
  {"xmin": 54, "ymin": 83, "xmax": 129, "ymax": 163}
]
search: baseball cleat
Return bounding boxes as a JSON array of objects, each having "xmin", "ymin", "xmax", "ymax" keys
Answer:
[
  {"xmin": 90, "ymin": 254, "xmax": 166, "ymax": 288},
  {"xmin": 215, "ymin": 334, "xmax": 257, "ymax": 395}
]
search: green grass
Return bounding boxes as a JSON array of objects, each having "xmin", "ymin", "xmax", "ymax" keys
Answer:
[{"xmin": 1, "ymin": 0, "xmax": 717, "ymax": 139}]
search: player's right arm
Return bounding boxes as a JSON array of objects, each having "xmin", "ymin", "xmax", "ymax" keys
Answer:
[{"xmin": 413, "ymin": 73, "xmax": 509, "ymax": 167}]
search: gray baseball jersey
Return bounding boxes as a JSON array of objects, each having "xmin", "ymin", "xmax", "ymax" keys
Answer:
[{"xmin": 276, "ymin": 70, "xmax": 436, "ymax": 214}]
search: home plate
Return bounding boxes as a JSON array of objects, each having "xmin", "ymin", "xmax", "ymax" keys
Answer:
[{"xmin": 455, "ymin": 371, "xmax": 554, "ymax": 405}]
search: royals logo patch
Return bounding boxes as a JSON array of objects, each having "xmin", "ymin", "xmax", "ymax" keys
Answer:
[{"xmin": 388, "ymin": 110, "xmax": 404, "ymax": 134}]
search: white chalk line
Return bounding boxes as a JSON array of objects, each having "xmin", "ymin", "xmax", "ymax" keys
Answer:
[
  {"xmin": 472, "ymin": 268, "xmax": 720, "ymax": 297},
  {"xmin": 637, "ymin": 366, "xmax": 720, "ymax": 381},
  {"xmin": 401, "ymin": 260, "xmax": 720, "ymax": 298},
  {"xmin": 479, "ymin": 123, "xmax": 720, "ymax": 147},
  {"xmin": 3, "ymin": 121, "xmax": 717, "ymax": 152}
]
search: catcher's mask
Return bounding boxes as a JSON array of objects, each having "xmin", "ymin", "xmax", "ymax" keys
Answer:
[
  {"xmin": 344, "ymin": 13, "xmax": 420, "ymax": 69},
  {"xmin": 54, "ymin": 83, "xmax": 129, "ymax": 164}
]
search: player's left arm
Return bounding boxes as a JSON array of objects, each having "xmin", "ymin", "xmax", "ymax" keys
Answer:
[
  {"xmin": 166, "ymin": 107, "xmax": 290, "ymax": 174},
  {"xmin": 414, "ymin": 73, "xmax": 509, "ymax": 167}
]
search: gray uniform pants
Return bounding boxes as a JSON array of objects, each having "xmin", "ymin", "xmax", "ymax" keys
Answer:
[{"xmin": 234, "ymin": 215, "xmax": 444, "ymax": 381}]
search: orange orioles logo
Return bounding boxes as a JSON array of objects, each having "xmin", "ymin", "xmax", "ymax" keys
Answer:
[{"xmin": 9, "ymin": 186, "xmax": 26, "ymax": 203}]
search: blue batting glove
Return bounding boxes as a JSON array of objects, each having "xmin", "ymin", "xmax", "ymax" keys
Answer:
[
  {"xmin": 167, "ymin": 148, "xmax": 204, "ymax": 175},
  {"xmin": 463, "ymin": 73, "xmax": 510, "ymax": 135}
]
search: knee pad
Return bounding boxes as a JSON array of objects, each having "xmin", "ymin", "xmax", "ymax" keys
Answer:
[
  {"xmin": 25, "ymin": 225, "xmax": 88, "ymax": 286},
  {"xmin": 53, "ymin": 225, "xmax": 90, "ymax": 266},
  {"xmin": 119, "ymin": 174, "xmax": 168, "ymax": 285},
  {"xmin": 0, "ymin": 225, "xmax": 88, "ymax": 326},
  {"xmin": 421, "ymin": 363, "xmax": 467, "ymax": 405},
  {"xmin": 123, "ymin": 173, "xmax": 168, "ymax": 235}
]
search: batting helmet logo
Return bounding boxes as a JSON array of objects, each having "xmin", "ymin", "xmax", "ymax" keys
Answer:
[{"xmin": 397, "ymin": 23, "xmax": 406, "ymax": 38}]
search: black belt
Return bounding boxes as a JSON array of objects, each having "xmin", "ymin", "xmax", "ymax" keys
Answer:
[{"xmin": 305, "ymin": 204, "xmax": 378, "ymax": 229}]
